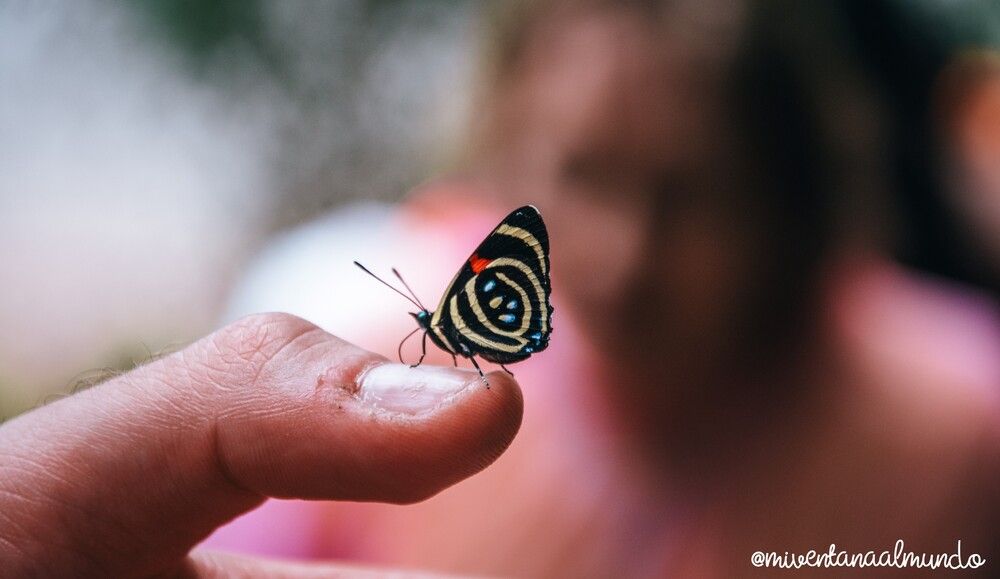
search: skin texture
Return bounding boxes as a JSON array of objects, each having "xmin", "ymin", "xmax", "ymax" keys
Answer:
[{"xmin": 0, "ymin": 312, "xmax": 522, "ymax": 577}]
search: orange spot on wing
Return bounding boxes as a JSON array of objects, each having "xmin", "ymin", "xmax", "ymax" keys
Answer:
[{"xmin": 469, "ymin": 253, "xmax": 491, "ymax": 273}]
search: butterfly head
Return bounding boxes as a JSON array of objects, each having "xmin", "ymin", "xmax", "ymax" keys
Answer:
[{"xmin": 411, "ymin": 309, "xmax": 432, "ymax": 330}]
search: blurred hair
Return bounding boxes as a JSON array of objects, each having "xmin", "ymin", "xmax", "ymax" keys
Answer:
[{"xmin": 722, "ymin": 0, "xmax": 888, "ymax": 335}]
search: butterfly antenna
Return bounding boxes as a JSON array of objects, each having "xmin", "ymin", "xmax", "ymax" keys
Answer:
[
  {"xmin": 353, "ymin": 261, "xmax": 422, "ymax": 309},
  {"xmin": 391, "ymin": 267, "xmax": 426, "ymax": 310}
]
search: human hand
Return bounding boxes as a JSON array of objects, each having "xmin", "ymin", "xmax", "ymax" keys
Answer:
[{"xmin": 0, "ymin": 313, "xmax": 522, "ymax": 577}]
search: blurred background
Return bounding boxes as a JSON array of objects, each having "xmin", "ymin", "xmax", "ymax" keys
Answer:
[
  {"xmin": 2, "ymin": 0, "xmax": 997, "ymax": 416},
  {"xmin": 2, "ymin": 0, "xmax": 1000, "ymax": 576},
  {"xmin": 1, "ymin": 0, "xmax": 480, "ymax": 418}
]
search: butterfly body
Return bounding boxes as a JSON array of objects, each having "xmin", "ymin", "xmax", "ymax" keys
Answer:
[{"xmin": 357, "ymin": 205, "xmax": 552, "ymax": 376}]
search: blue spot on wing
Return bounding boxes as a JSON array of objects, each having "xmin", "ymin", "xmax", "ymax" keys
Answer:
[
  {"xmin": 506, "ymin": 300, "xmax": 518, "ymax": 310},
  {"xmin": 483, "ymin": 280, "xmax": 496, "ymax": 292},
  {"xmin": 498, "ymin": 313, "xmax": 516, "ymax": 323}
]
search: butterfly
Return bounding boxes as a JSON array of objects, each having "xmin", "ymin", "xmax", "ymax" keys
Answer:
[{"xmin": 355, "ymin": 205, "xmax": 552, "ymax": 377}]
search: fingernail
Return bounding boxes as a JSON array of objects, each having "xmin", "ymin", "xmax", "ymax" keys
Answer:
[{"xmin": 359, "ymin": 364, "xmax": 478, "ymax": 415}]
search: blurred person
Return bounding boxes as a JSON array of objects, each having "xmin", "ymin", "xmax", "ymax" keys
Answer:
[
  {"xmin": 461, "ymin": 1, "xmax": 1000, "ymax": 575},
  {"xmin": 3, "ymin": 1, "xmax": 1000, "ymax": 578},
  {"xmin": 212, "ymin": 0, "xmax": 1000, "ymax": 577}
]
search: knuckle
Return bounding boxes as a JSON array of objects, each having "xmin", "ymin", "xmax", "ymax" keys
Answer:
[
  {"xmin": 187, "ymin": 312, "xmax": 321, "ymax": 391},
  {"xmin": 217, "ymin": 313, "xmax": 316, "ymax": 355}
]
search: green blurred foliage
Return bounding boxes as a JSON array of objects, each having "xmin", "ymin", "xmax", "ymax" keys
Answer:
[
  {"xmin": 140, "ymin": 0, "xmax": 268, "ymax": 57},
  {"xmin": 125, "ymin": 0, "xmax": 279, "ymax": 78},
  {"xmin": 912, "ymin": 0, "xmax": 1000, "ymax": 47},
  {"xmin": 124, "ymin": 0, "xmax": 473, "ymax": 81}
]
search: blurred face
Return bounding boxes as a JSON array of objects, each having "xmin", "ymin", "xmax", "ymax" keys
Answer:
[{"xmin": 479, "ymin": 7, "xmax": 765, "ymax": 393}]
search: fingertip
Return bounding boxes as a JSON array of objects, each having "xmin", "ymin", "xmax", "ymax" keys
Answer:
[
  {"xmin": 215, "ymin": 354, "xmax": 524, "ymax": 504},
  {"xmin": 449, "ymin": 369, "xmax": 524, "ymax": 446},
  {"xmin": 385, "ymin": 369, "xmax": 523, "ymax": 503},
  {"xmin": 343, "ymin": 364, "xmax": 525, "ymax": 504},
  {"xmin": 456, "ymin": 369, "xmax": 525, "ymax": 473}
]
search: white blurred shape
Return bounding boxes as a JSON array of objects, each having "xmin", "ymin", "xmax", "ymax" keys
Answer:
[
  {"xmin": 0, "ymin": 2, "xmax": 275, "ymax": 411},
  {"xmin": 225, "ymin": 203, "xmax": 397, "ymax": 342},
  {"xmin": 223, "ymin": 201, "xmax": 464, "ymax": 357}
]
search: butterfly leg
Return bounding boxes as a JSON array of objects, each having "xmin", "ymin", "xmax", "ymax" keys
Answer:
[
  {"xmin": 499, "ymin": 364, "xmax": 515, "ymax": 377},
  {"xmin": 409, "ymin": 332, "xmax": 428, "ymax": 369},
  {"xmin": 468, "ymin": 356, "xmax": 490, "ymax": 388},
  {"xmin": 468, "ymin": 356, "xmax": 484, "ymax": 376},
  {"xmin": 451, "ymin": 353, "xmax": 458, "ymax": 367},
  {"xmin": 397, "ymin": 326, "xmax": 421, "ymax": 364}
]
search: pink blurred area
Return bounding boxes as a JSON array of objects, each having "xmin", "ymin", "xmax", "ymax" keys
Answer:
[
  {"xmin": 201, "ymin": 192, "xmax": 1000, "ymax": 577},
  {"xmin": 202, "ymin": 193, "xmax": 664, "ymax": 576},
  {"xmin": 832, "ymin": 259, "xmax": 1000, "ymax": 400}
]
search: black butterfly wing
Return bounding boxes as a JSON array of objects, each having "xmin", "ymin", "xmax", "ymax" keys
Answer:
[{"xmin": 428, "ymin": 205, "xmax": 552, "ymax": 364}]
